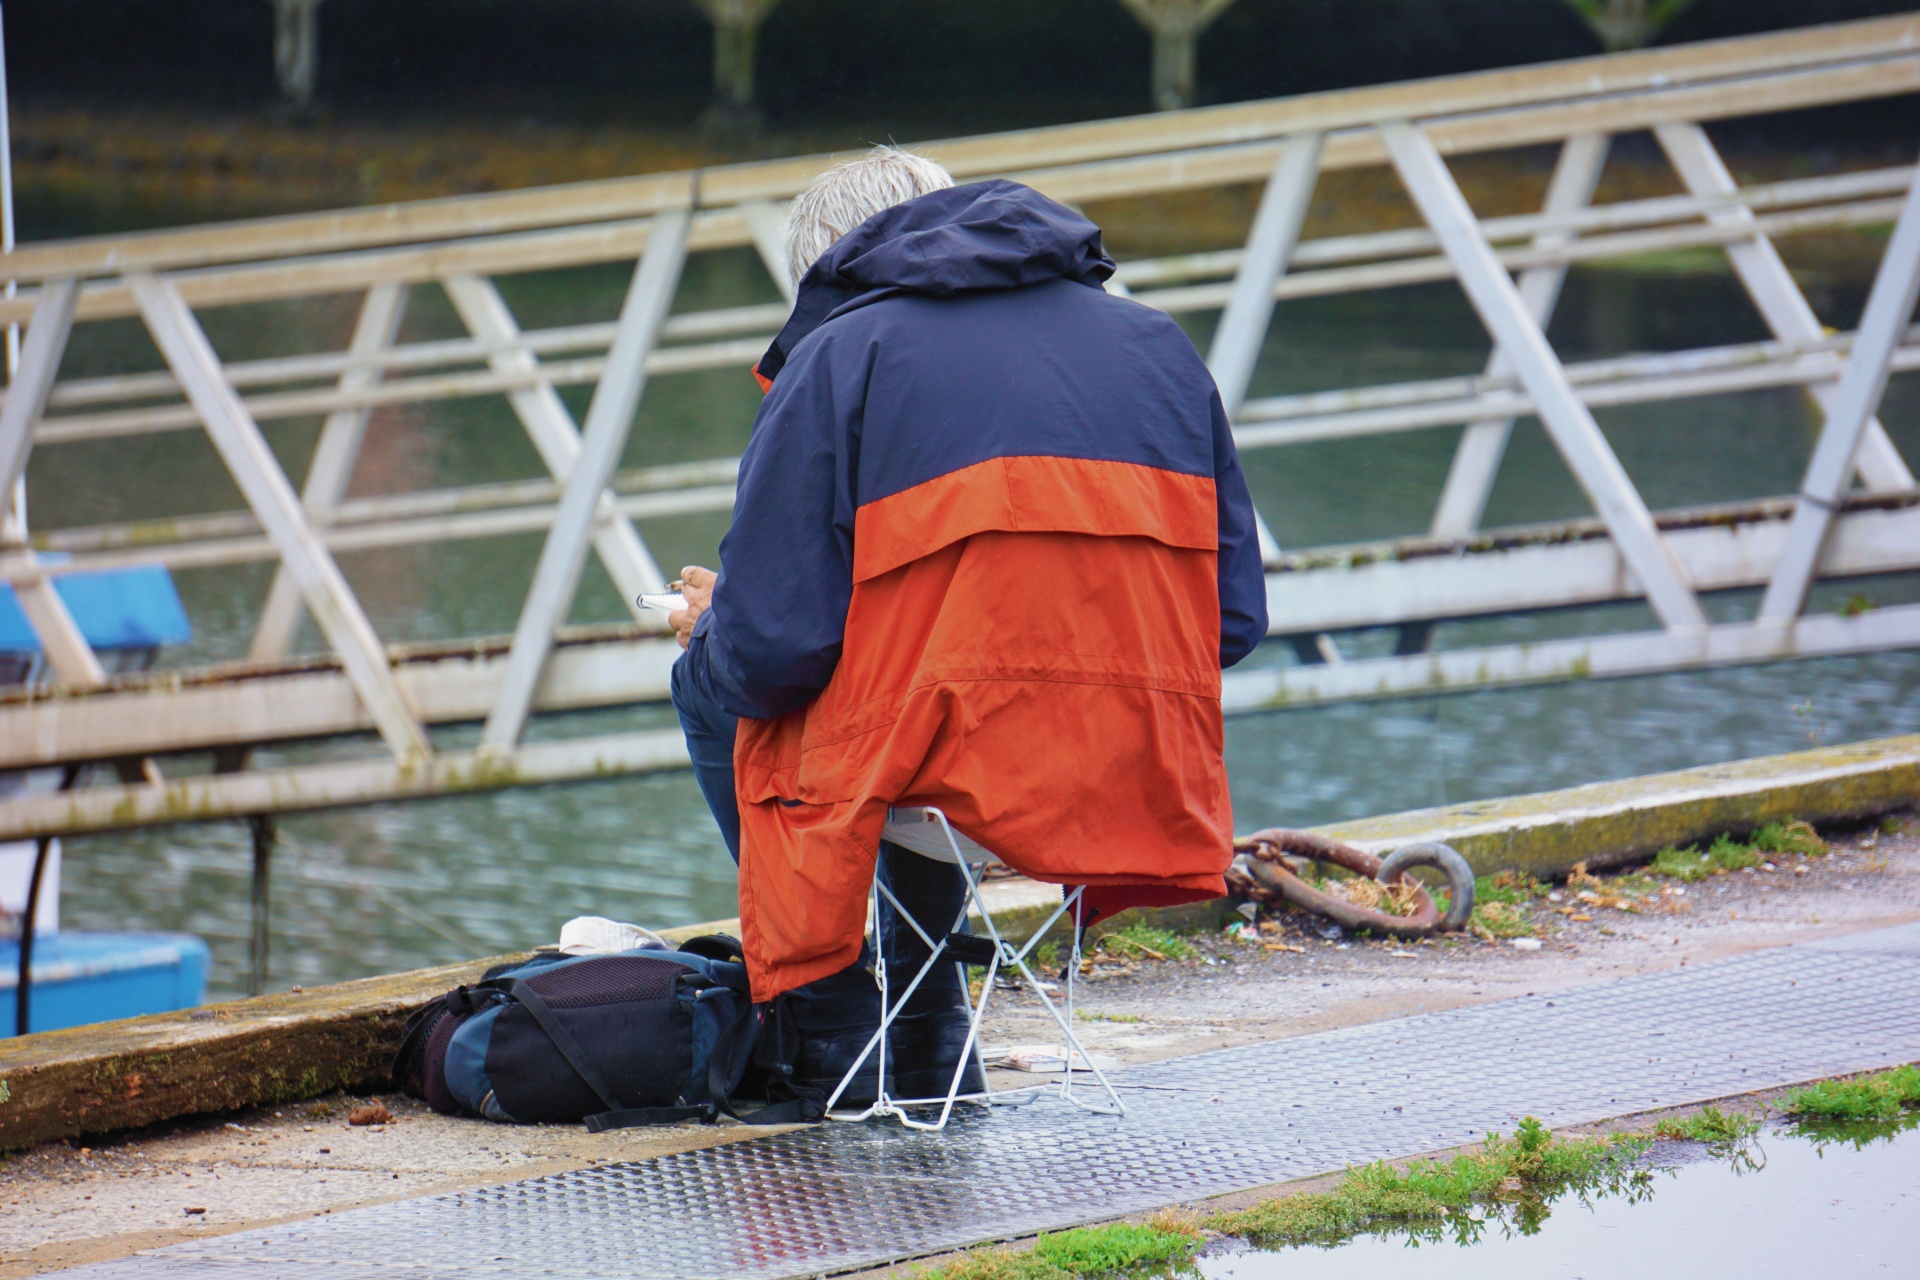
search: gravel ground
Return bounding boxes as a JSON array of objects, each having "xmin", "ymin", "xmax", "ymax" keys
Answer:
[{"xmin": 3, "ymin": 813, "xmax": 1914, "ymax": 1277}]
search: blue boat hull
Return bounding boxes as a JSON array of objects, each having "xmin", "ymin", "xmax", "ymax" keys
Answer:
[{"xmin": 1, "ymin": 932, "xmax": 211, "ymax": 1036}]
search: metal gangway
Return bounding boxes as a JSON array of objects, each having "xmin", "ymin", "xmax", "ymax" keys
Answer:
[{"xmin": 4, "ymin": 13, "xmax": 1920, "ymax": 852}]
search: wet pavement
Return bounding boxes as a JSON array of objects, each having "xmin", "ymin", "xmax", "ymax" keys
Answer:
[
  {"xmin": 24, "ymin": 918, "xmax": 1920, "ymax": 1279},
  {"xmin": 4, "ymin": 821, "xmax": 1916, "ymax": 1277}
]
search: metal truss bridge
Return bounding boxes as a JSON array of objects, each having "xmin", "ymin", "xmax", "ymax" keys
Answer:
[{"xmin": 4, "ymin": 13, "xmax": 1920, "ymax": 852}]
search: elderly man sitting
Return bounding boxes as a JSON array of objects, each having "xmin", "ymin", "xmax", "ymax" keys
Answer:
[{"xmin": 669, "ymin": 147, "xmax": 1266, "ymax": 1108}]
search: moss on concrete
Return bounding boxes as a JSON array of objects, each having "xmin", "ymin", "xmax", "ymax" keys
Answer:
[
  {"xmin": 0, "ymin": 953, "xmax": 528, "ymax": 1152},
  {"xmin": 1319, "ymin": 734, "xmax": 1920, "ymax": 882}
]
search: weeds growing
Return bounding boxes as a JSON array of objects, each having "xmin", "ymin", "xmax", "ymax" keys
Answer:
[
  {"xmin": 1468, "ymin": 900, "xmax": 1535, "ymax": 940},
  {"xmin": 1651, "ymin": 819, "xmax": 1827, "ymax": 882},
  {"xmin": 1095, "ymin": 923, "xmax": 1196, "ymax": 963},
  {"xmin": 922, "ymin": 1223, "xmax": 1197, "ymax": 1280},
  {"xmin": 1786, "ymin": 1065, "xmax": 1920, "ymax": 1122},
  {"xmin": 1652, "ymin": 1106, "xmax": 1761, "ymax": 1146}
]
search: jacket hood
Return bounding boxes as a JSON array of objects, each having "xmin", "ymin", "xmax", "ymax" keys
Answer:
[{"xmin": 755, "ymin": 179, "xmax": 1115, "ymax": 386}]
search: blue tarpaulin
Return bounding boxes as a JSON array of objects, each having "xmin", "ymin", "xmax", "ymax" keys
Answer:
[{"xmin": 0, "ymin": 564, "xmax": 191, "ymax": 653}]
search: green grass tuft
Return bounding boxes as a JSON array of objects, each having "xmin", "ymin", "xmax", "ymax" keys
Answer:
[
  {"xmin": 1032, "ymin": 1225, "xmax": 1198, "ymax": 1274},
  {"xmin": 919, "ymin": 1224, "xmax": 1197, "ymax": 1280},
  {"xmin": 1210, "ymin": 1118, "xmax": 1644, "ymax": 1248},
  {"xmin": 1787, "ymin": 1065, "xmax": 1920, "ymax": 1122},
  {"xmin": 1749, "ymin": 819, "xmax": 1827, "ymax": 857},
  {"xmin": 1650, "ymin": 844, "xmax": 1712, "ymax": 881},
  {"xmin": 1473, "ymin": 871, "xmax": 1546, "ymax": 906},
  {"xmin": 1706, "ymin": 834, "xmax": 1762, "ymax": 873},
  {"xmin": 1652, "ymin": 1105, "xmax": 1761, "ymax": 1146},
  {"xmin": 1469, "ymin": 900, "xmax": 1535, "ymax": 939},
  {"xmin": 1097, "ymin": 922, "xmax": 1196, "ymax": 962}
]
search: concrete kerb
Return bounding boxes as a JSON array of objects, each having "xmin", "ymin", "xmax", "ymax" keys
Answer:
[{"xmin": 2, "ymin": 732, "xmax": 1914, "ymax": 1152}]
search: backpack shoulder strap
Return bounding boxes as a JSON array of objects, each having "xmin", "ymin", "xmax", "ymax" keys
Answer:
[{"xmin": 497, "ymin": 976, "xmax": 626, "ymax": 1114}]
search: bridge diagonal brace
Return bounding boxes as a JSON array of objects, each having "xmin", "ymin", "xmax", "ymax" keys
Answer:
[
  {"xmin": 1382, "ymin": 120, "xmax": 1707, "ymax": 633},
  {"xmin": 481, "ymin": 209, "xmax": 693, "ymax": 751},
  {"xmin": 442, "ymin": 272, "xmax": 669, "ymax": 617},
  {"xmin": 1657, "ymin": 121, "xmax": 1915, "ymax": 492},
  {"xmin": 1209, "ymin": 131, "xmax": 1322, "ymax": 567},
  {"xmin": 1760, "ymin": 151, "xmax": 1920, "ymax": 624},
  {"xmin": 1430, "ymin": 132, "xmax": 1611, "ymax": 538},
  {"xmin": 738, "ymin": 200, "xmax": 797, "ymax": 304},
  {"xmin": 0, "ymin": 277, "xmax": 106, "ymax": 685},
  {"xmin": 128, "ymin": 272, "xmax": 431, "ymax": 762},
  {"xmin": 250, "ymin": 281, "xmax": 410, "ymax": 662}
]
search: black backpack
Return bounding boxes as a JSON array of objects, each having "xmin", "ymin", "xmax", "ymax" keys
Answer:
[{"xmin": 393, "ymin": 935, "xmax": 796, "ymax": 1131}]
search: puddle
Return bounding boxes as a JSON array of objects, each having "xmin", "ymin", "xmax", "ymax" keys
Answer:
[{"xmin": 1199, "ymin": 1121, "xmax": 1920, "ymax": 1279}]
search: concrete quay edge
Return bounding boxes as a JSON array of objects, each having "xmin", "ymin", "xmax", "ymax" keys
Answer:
[{"xmin": 2, "ymin": 732, "xmax": 1914, "ymax": 1152}]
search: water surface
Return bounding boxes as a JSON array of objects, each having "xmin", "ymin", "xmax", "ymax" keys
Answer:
[{"xmin": 1201, "ymin": 1122, "xmax": 1920, "ymax": 1279}]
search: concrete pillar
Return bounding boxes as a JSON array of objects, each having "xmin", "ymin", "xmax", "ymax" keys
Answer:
[
  {"xmin": 1562, "ymin": 0, "xmax": 1694, "ymax": 52},
  {"xmin": 1114, "ymin": 0, "xmax": 1240, "ymax": 112},
  {"xmin": 691, "ymin": 0, "xmax": 783, "ymax": 128},
  {"xmin": 272, "ymin": 0, "xmax": 323, "ymax": 110}
]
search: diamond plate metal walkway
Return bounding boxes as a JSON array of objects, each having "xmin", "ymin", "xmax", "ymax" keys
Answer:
[{"xmin": 60, "ymin": 925, "xmax": 1920, "ymax": 1279}]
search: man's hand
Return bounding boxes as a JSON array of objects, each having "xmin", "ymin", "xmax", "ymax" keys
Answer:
[{"xmin": 670, "ymin": 565, "xmax": 717, "ymax": 650}]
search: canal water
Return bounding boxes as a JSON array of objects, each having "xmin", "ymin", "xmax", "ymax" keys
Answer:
[
  {"xmin": 23, "ymin": 188, "xmax": 1920, "ymax": 997},
  {"xmin": 1200, "ymin": 1120, "xmax": 1920, "ymax": 1279}
]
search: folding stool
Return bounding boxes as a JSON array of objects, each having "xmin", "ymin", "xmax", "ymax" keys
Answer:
[{"xmin": 823, "ymin": 805, "xmax": 1127, "ymax": 1130}]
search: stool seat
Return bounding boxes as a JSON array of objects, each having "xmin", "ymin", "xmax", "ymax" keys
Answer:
[{"xmin": 883, "ymin": 806, "xmax": 1000, "ymax": 866}]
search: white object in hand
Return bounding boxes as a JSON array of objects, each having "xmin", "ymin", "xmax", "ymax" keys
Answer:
[{"xmin": 639, "ymin": 592, "xmax": 688, "ymax": 612}]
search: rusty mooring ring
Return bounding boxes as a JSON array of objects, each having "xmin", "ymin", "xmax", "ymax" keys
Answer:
[{"xmin": 1227, "ymin": 828, "xmax": 1475, "ymax": 939}]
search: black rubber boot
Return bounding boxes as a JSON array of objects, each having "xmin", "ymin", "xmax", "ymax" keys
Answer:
[
  {"xmin": 777, "ymin": 956, "xmax": 884, "ymax": 1108},
  {"xmin": 880, "ymin": 842, "xmax": 989, "ymax": 1101}
]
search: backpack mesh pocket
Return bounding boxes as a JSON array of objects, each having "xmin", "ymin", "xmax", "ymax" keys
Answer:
[{"xmin": 524, "ymin": 954, "xmax": 681, "ymax": 1009}]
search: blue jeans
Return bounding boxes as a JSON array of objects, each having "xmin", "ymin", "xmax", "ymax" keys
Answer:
[
  {"xmin": 671, "ymin": 652, "xmax": 742, "ymax": 864},
  {"xmin": 669, "ymin": 654, "xmax": 968, "ymax": 966}
]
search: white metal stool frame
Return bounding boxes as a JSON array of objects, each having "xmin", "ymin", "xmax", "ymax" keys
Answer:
[{"xmin": 822, "ymin": 805, "xmax": 1127, "ymax": 1130}]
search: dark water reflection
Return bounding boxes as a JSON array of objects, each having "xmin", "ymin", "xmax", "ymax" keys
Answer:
[
  {"xmin": 27, "ymin": 200, "xmax": 1920, "ymax": 996},
  {"xmin": 1199, "ymin": 1122, "xmax": 1920, "ymax": 1279}
]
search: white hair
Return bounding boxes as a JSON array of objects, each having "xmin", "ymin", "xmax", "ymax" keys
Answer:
[{"xmin": 784, "ymin": 146, "xmax": 955, "ymax": 287}]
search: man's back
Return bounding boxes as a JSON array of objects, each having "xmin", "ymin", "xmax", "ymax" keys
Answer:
[{"xmin": 684, "ymin": 180, "xmax": 1267, "ymax": 1000}]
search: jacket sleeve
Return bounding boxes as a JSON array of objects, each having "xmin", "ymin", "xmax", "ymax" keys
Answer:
[
  {"xmin": 1212, "ymin": 390, "xmax": 1268, "ymax": 669},
  {"xmin": 682, "ymin": 338, "xmax": 862, "ymax": 720}
]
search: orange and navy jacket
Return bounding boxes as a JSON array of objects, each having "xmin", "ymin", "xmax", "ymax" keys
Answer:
[{"xmin": 683, "ymin": 181, "xmax": 1268, "ymax": 1001}]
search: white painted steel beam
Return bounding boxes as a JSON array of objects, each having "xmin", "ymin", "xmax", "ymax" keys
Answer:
[
  {"xmin": 738, "ymin": 199, "xmax": 796, "ymax": 303},
  {"xmin": 250, "ymin": 282, "xmax": 409, "ymax": 661},
  {"xmin": 15, "ymin": 172, "xmax": 1903, "ymax": 446},
  {"xmin": 1234, "ymin": 327, "xmax": 1920, "ymax": 448},
  {"xmin": 8, "ymin": 497, "xmax": 1912, "ymax": 775},
  {"xmin": 1431, "ymin": 133, "xmax": 1609, "ymax": 537},
  {"xmin": 0, "ymin": 632, "xmax": 682, "ymax": 773},
  {"xmin": 4, "ymin": 603, "xmax": 1916, "ymax": 843},
  {"xmin": 34, "ymin": 335, "xmax": 775, "ymax": 446},
  {"xmin": 1267, "ymin": 498, "xmax": 1920, "ymax": 634},
  {"xmin": 442, "ymin": 272, "xmax": 669, "ymax": 616},
  {"xmin": 1656, "ymin": 121, "xmax": 1915, "ymax": 492},
  {"xmin": 0, "ymin": 278, "xmax": 104, "ymax": 685},
  {"xmin": 1382, "ymin": 120, "xmax": 1708, "ymax": 634},
  {"xmin": 1206, "ymin": 132, "xmax": 1321, "ymax": 565},
  {"xmin": 1222, "ymin": 601, "xmax": 1920, "ymax": 716},
  {"xmin": 127, "ymin": 272, "xmax": 430, "ymax": 761},
  {"xmin": 481, "ymin": 208, "xmax": 692, "ymax": 749},
  {"xmin": 1761, "ymin": 156, "xmax": 1920, "ymax": 623},
  {"xmin": 0, "ymin": 730, "xmax": 693, "ymax": 844},
  {"xmin": 1207, "ymin": 133, "xmax": 1322, "ymax": 417}
]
